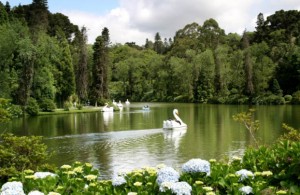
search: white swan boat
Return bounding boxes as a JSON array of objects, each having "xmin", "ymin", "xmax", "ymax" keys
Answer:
[
  {"xmin": 163, "ymin": 109, "xmax": 187, "ymax": 129},
  {"xmin": 117, "ymin": 101, "xmax": 123, "ymax": 110},
  {"xmin": 142, "ymin": 105, "xmax": 150, "ymax": 111},
  {"xmin": 125, "ymin": 99, "xmax": 130, "ymax": 105},
  {"xmin": 101, "ymin": 103, "xmax": 114, "ymax": 112}
]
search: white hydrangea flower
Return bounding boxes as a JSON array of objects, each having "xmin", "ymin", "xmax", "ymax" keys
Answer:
[
  {"xmin": 235, "ymin": 169, "xmax": 254, "ymax": 181},
  {"xmin": 60, "ymin": 165, "xmax": 72, "ymax": 169},
  {"xmin": 170, "ymin": 181, "xmax": 192, "ymax": 195},
  {"xmin": 262, "ymin": 171, "xmax": 273, "ymax": 176},
  {"xmin": 182, "ymin": 159, "xmax": 211, "ymax": 176},
  {"xmin": 112, "ymin": 176, "xmax": 126, "ymax": 186},
  {"xmin": 34, "ymin": 172, "xmax": 56, "ymax": 179},
  {"xmin": 127, "ymin": 192, "xmax": 137, "ymax": 195},
  {"xmin": 28, "ymin": 190, "xmax": 45, "ymax": 195},
  {"xmin": 159, "ymin": 181, "xmax": 173, "ymax": 192},
  {"xmin": 239, "ymin": 186, "xmax": 253, "ymax": 194},
  {"xmin": 0, "ymin": 181, "xmax": 25, "ymax": 195},
  {"xmin": 48, "ymin": 192, "xmax": 61, "ymax": 195},
  {"xmin": 156, "ymin": 167, "xmax": 180, "ymax": 185},
  {"xmin": 84, "ymin": 174, "xmax": 97, "ymax": 181}
]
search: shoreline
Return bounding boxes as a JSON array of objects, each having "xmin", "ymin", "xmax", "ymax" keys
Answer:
[{"xmin": 38, "ymin": 106, "xmax": 102, "ymax": 115}]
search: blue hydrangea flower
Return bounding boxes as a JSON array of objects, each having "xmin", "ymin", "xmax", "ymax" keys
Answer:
[
  {"xmin": 170, "ymin": 181, "xmax": 192, "ymax": 195},
  {"xmin": 239, "ymin": 186, "xmax": 253, "ymax": 194},
  {"xmin": 235, "ymin": 169, "xmax": 254, "ymax": 181},
  {"xmin": 112, "ymin": 176, "xmax": 126, "ymax": 186},
  {"xmin": 182, "ymin": 159, "xmax": 211, "ymax": 176},
  {"xmin": 156, "ymin": 167, "xmax": 180, "ymax": 185},
  {"xmin": 1, "ymin": 181, "xmax": 25, "ymax": 195}
]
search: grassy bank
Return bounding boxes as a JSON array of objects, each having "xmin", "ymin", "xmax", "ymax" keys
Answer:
[{"xmin": 38, "ymin": 106, "xmax": 102, "ymax": 116}]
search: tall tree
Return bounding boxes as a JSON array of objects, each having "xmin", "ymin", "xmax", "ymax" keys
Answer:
[
  {"xmin": 0, "ymin": 2, "xmax": 8, "ymax": 24},
  {"xmin": 200, "ymin": 18, "xmax": 225, "ymax": 50},
  {"xmin": 54, "ymin": 33, "xmax": 75, "ymax": 106},
  {"xmin": 48, "ymin": 13, "xmax": 78, "ymax": 42},
  {"xmin": 154, "ymin": 32, "xmax": 164, "ymax": 54},
  {"xmin": 13, "ymin": 38, "xmax": 36, "ymax": 109},
  {"xmin": 254, "ymin": 13, "xmax": 265, "ymax": 43},
  {"xmin": 28, "ymin": 0, "xmax": 49, "ymax": 34},
  {"xmin": 75, "ymin": 27, "xmax": 89, "ymax": 102},
  {"xmin": 243, "ymin": 31, "xmax": 254, "ymax": 98},
  {"xmin": 91, "ymin": 27, "xmax": 110, "ymax": 103}
]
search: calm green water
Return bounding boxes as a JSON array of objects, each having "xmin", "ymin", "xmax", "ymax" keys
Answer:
[{"xmin": 1, "ymin": 103, "xmax": 300, "ymax": 179}]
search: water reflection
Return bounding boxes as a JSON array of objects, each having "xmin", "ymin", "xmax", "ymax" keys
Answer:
[
  {"xmin": 103, "ymin": 112, "xmax": 114, "ymax": 126},
  {"xmin": 2, "ymin": 103, "xmax": 300, "ymax": 179},
  {"xmin": 163, "ymin": 127, "xmax": 187, "ymax": 150}
]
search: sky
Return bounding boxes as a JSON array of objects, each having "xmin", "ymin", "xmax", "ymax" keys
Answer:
[{"xmin": 5, "ymin": 0, "xmax": 300, "ymax": 45}]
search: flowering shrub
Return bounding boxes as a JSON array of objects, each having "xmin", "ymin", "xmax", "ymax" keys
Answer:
[
  {"xmin": 1, "ymin": 136, "xmax": 300, "ymax": 194},
  {"xmin": 0, "ymin": 134, "xmax": 53, "ymax": 185}
]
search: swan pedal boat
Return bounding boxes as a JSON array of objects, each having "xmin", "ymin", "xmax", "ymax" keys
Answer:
[
  {"xmin": 163, "ymin": 109, "xmax": 187, "ymax": 129},
  {"xmin": 142, "ymin": 105, "xmax": 150, "ymax": 111},
  {"xmin": 101, "ymin": 103, "xmax": 114, "ymax": 112}
]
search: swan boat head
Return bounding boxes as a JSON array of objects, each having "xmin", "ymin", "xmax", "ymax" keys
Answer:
[
  {"xmin": 101, "ymin": 103, "xmax": 114, "ymax": 112},
  {"xmin": 163, "ymin": 109, "xmax": 187, "ymax": 129}
]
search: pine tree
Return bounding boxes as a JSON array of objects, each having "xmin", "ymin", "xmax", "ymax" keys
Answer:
[
  {"xmin": 29, "ymin": 0, "xmax": 49, "ymax": 35},
  {"xmin": 75, "ymin": 27, "xmax": 89, "ymax": 102},
  {"xmin": 91, "ymin": 27, "xmax": 110, "ymax": 103}
]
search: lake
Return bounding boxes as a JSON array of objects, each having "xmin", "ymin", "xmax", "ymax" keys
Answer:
[{"xmin": 1, "ymin": 103, "xmax": 300, "ymax": 179}]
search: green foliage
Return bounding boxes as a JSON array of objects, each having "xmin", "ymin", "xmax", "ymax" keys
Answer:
[
  {"xmin": 39, "ymin": 98, "xmax": 56, "ymax": 112},
  {"xmin": 284, "ymin": 95, "xmax": 292, "ymax": 103},
  {"xmin": 76, "ymin": 103, "xmax": 83, "ymax": 110},
  {"xmin": 291, "ymin": 90, "xmax": 300, "ymax": 104},
  {"xmin": 0, "ymin": 98, "xmax": 12, "ymax": 123},
  {"xmin": 7, "ymin": 104, "xmax": 23, "ymax": 118},
  {"xmin": 242, "ymin": 141, "xmax": 300, "ymax": 193},
  {"xmin": 0, "ymin": 98, "xmax": 23, "ymax": 122},
  {"xmin": 1, "ymin": 5, "xmax": 300, "ymax": 105},
  {"xmin": 233, "ymin": 109, "xmax": 260, "ymax": 146},
  {"xmin": 0, "ymin": 134, "xmax": 52, "ymax": 185},
  {"xmin": 25, "ymin": 98, "xmax": 39, "ymax": 116},
  {"xmin": 63, "ymin": 101, "xmax": 72, "ymax": 111},
  {"xmin": 6, "ymin": 154, "xmax": 297, "ymax": 194},
  {"xmin": 279, "ymin": 123, "xmax": 300, "ymax": 142},
  {"xmin": 252, "ymin": 94, "xmax": 285, "ymax": 105}
]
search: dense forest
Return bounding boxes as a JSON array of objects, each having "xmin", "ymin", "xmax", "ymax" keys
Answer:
[{"xmin": 1, "ymin": 0, "xmax": 300, "ymax": 112}]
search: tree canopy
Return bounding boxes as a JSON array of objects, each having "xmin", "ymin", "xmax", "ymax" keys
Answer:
[{"xmin": 0, "ymin": 1, "xmax": 300, "ymax": 107}]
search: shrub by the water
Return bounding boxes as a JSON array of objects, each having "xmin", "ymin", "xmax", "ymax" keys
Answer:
[
  {"xmin": 63, "ymin": 101, "xmax": 72, "ymax": 111},
  {"xmin": 39, "ymin": 98, "xmax": 56, "ymax": 112},
  {"xmin": 26, "ymin": 98, "xmax": 39, "ymax": 116},
  {"xmin": 0, "ymin": 134, "xmax": 53, "ymax": 186},
  {"xmin": 291, "ymin": 90, "xmax": 300, "ymax": 104}
]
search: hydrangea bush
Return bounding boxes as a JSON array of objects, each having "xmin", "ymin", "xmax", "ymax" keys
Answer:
[
  {"xmin": 0, "ymin": 156, "xmax": 293, "ymax": 195},
  {"xmin": 2, "ymin": 125, "xmax": 300, "ymax": 195}
]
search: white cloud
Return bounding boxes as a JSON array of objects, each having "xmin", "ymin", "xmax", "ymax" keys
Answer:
[{"xmin": 62, "ymin": 0, "xmax": 300, "ymax": 45}]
